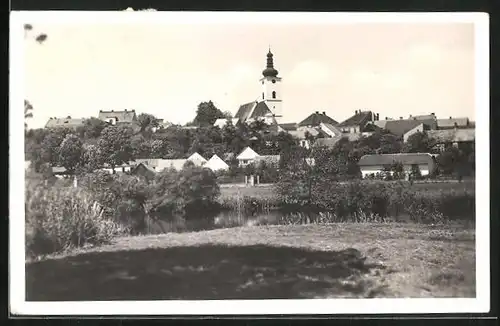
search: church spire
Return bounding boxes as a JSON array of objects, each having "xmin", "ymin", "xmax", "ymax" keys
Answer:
[{"xmin": 262, "ymin": 48, "xmax": 279, "ymax": 78}]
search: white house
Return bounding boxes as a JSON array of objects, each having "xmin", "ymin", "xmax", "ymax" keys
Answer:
[
  {"xmin": 236, "ymin": 147, "xmax": 260, "ymax": 167},
  {"xmin": 187, "ymin": 152, "xmax": 208, "ymax": 166},
  {"xmin": 213, "ymin": 118, "xmax": 239, "ymax": 129},
  {"xmin": 358, "ymin": 153, "xmax": 437, "ymax": 179},
  {"xmin": 204, "ymin": 154, "xmax": 230, "ymax": 172}
]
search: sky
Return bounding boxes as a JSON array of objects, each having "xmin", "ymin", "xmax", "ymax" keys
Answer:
[{"xmin": 23, "ymin": 20, "xmax": 475, "ymax": 129}]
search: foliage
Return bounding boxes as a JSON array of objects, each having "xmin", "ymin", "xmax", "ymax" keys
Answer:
[
  {"xmin": 192, "ymin": 101, "xmax": 226, "ymax": 127},
  {"xmin": 58, "ymin": 134, "xmax": 84, "ymax": 174},
  {"xmin": 25, "ymin": 182, "xmax": 128, "ymax": 257},
  {"xmin": 135, "ymin": 113, "xmax": 159, "ymax": 137},
  {"xmin": 97, "ymin": 125, "xmax": 135, "ymax": 169},
  {"xmin": 149, "ymin": 166, "xmax": 221, "ymax": 222},
  {"xmin": 402, "ymin": 131, "xmax": 436, "ymax": 153},
  {"xmin": 76, "ymin": 117, "xmax": 108, "ymax": 139}
]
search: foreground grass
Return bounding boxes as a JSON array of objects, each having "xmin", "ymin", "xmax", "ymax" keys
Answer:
[{"xmin": 26, "ymin": 223, "xmax": 475, "ymax": 301}]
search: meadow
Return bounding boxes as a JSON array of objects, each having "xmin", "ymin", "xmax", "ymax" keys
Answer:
[
  {"xmin": 26, "ymin": 223, "xmax": 475, "ymax": 300},
  {"xmin": 24, "ymin": 175, "xmax": 476, "ymax": 300}
]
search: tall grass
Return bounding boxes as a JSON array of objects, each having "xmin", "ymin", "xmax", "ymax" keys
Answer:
[{"xmin": 25, "ymin": 181, "xmax": 128, "ymax": 258}]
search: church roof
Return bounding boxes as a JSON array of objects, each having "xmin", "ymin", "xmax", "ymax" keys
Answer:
[
  {"xmin": 298, "ymin": 111, "xmax": 338, "ymax": 127},
  {"xmin": 262, "ymin": 49, "xmax": 279, "ymax": 78},
  {"xmin": 234, "ymin": 101, "xmax": 272, "ymax": 122}
]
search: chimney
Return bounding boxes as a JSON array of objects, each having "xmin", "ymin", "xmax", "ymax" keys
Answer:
[
  {"xmin": 99, "ymin": 110, "xmax": 102, "ymax": 112},
  {"xmin": 376, "ymin": 113, "xmax": 380, "ymax": 121},
  {"xmin": 409, "ymin": 114, "xmax": 412, "ymax": 118},
  {"xmin": 315, "ymin": 111, "xmax": 319, "ymax": 114},
  {"xmin": 400, "ymin": 117, "xmax": 403, "ymax": 120},
  {"xmin": 125, "ymin": 109, "xmax": 128, "ymax": 112},
  {"xmin": 111, "ymin": 110, "xmax": 114, "ymax": 112},
  {"xmin": 449, "ymin": 116, "xmax": 452, "ymax": 119},
  {"xmin": 323, "ymin": 111, "xmax": 326, "ymax": 115},
  {"xmin": 385, "ymin": 117, "xmax": 388, "ymax": 120},
  {"xmin": 67, "ymin": 116, "xmax": 71, "ymax": 119}
]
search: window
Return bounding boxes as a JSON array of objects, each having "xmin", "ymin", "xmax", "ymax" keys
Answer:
[
  {"xmin": 262, "ymin": 93, "xmax": 264, "ymax": 99},
  {"xmin": 272, "ymin": 91, "xmax": 276, "ymax": 99}
]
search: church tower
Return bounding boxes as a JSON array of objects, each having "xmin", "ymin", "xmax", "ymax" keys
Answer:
[{"xmin": 259, "ymin": 48, "xmax": 282, "ymax": 123}]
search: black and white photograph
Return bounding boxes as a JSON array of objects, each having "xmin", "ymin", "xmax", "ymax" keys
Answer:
[{"xmin": 10, "ymin": 11, "xmax": 490, "ymax": 315}]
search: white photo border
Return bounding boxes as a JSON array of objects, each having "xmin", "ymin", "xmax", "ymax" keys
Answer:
[{"xmin": 9, "ymin": 11, "xmax": 490, "ymax": 316}]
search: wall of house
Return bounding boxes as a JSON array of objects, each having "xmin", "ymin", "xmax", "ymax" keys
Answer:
[
  {"xmin": 403, "ymin": 123, "xmax": 425, "ymax": 142},
  {"xmin": 360, "ymin": 163, "xmax": 432, "ymax": 178}
]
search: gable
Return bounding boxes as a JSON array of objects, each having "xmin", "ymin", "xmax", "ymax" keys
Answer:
[
  {"xmin": 249, "ymin": 101, "xmax": 272, "ymax": 119},
  {"xmin": 338, "ymin": 111, "xmax": 373, "ymax": 127},
  {"xmin": 384, "ymin": 120, "xmax": 423, "ymax": 137},
  {"xmin": 298, "ymin": 112, "xmax": 338, "ymax": 127},
  {"xmin": 234, "ymin": 102, "xmax": 257, "ymax": 121},
  {"xmin": 237, "ymin": 147, "xmax": 259, "ymax": 160}
]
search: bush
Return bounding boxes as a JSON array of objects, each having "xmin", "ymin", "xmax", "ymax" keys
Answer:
[
  {"xmin": 276, "ymin": 179, "xmax": 475, "ymax": 223},
  {"xmin": 25, "ymin": 182, "xmax": 128, "ymax": 257}
]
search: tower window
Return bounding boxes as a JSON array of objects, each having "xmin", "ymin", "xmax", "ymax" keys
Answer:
[
  {"xmin": 262, "ymin": 81, "xmax": 264, "ymax": 85},
  {"xmin": 272, "ymin": 91, "xmax": 276, "ymax": 99},
  {"xmin": 272, "ymin": 79, "xmax": 276, "ymax": 83},
  {"xmin": 262, "ymin": 93, "xmax": 264, "ymax": 99}
]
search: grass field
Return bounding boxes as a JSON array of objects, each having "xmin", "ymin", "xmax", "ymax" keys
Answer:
[{"xmin": 26, "ymin": 223, "xmax": 475, "ymax": 301}]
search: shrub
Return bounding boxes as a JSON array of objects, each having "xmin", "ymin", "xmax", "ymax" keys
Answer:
[{"xmin": 25, "ymin": 183, "xmax": 128, "ymax": 257}]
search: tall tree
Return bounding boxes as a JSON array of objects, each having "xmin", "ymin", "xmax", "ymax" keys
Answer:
[
  {"xmin": 402, "ymin": 131, "xmax": 436, "ymax": 153},
  {"xmin": 97, "ymin": 125, "xmax": 135, "ymax": 172},
  {"xmin": 135, "ymin": 113, "xmax": 159, "ymax": 137},
  {"xmin": 192, "ymin": 101, "xmax": 225, "ymax": 127},
  {"xmin": 24, "ymin": 100, "xmax": 33, "ymax": 131},
  {"xmin": 58, "ymin": 134, "xmax": 84, "ymax": 174}
]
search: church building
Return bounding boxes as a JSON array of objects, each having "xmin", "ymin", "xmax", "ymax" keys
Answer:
[{"xmin": 234, "ymin": 49, "xmax": 283, "ymax": 125}]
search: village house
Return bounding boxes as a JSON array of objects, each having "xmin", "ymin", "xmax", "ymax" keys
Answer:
[
  {"xmin": 427, "ymin": 128, "xmax": 475, "ymax": 152},
  {"xmin": 204, "ymin": 154, "xmax": 230, "ymax": 172},
  {"xmin": 134, "ymin": 152, "xmax": 208, "ymax": 173},
  {"xmin": 338, "ymin": 110, "xmax": 379, "ymax": 134},
  {"xmin": 213, "ymin": 118, "xmax": 240, "ymax": 129},
  {"xmin": 358, "ymin": 153, "xmax": 437, "ymax": 179},
  {"xmin": 436, "ymin": 116, "xmax": 471, "ymax": 130},
  {"xmin": 409, "ymin": 113, "xmax": 438, "ymax": 130},
  {"xmin": 298, "ymin": 111, "xmax": 338, "ymax": 128},
  {"xmin": 312, "ymin": 133, "xmax": 361, "ymax": 149},
  {"xmin": 98, "ymin": 109, "xmax": 137, "ymax": 125},
  {"xmin": 130, "ymin": 162, "xmax": 157, "ymax": 180},
  {"xmin": 45, "ymin": 116, "xmax": 86, "ymax": 130},
  {"xmin": 236, "ymin": 146, "xmax": 280, "ymax": 168}
]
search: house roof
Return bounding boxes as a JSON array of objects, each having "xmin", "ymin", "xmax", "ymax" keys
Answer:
[
  {"xmin": 278, "ymin": 123, "xmax": 298, "ymax": 131},
  {"xmin": 288, "ymin": 126, "xmax": 320, "ymax": 139},
  {"xmin": 131, "ymin": 162, "xmax": 157, "ymax": 175},
  {"xmin": 437, "ymin": 117, "xmax": 470, "ymax": 128},
  {"xmin": 372, "ymin": 120, "xmax": 389, "ymax": 129},
  {"xmin": 358, "ymin": 153, "xmax": 435, "ymax": 167},
  {"xmin": 412, "ymin": 114, "xmax": 436, "ymax": 121},
  {"xmin": 250, "ymin": 101, "xmax": 273, "ymax": 119},
  {"xmin": 237, "ymin": 147, "xmax": 260, "ymax": 160},
  {"xmin": 205, "ymin": 154, "xmax": 230, "ymax": 171},
  {"xmin": 313, "ymin": 133, "xmax": 362, "ymax": 148},
  {"xmin": 383, "ymin": 120, "xmax": 423, "ymax": 137},
  {"xmin": 298, "ymin": 112, "xmax": 338, "ymax": 127},
  {"xmin": 427, "ymin": 128, "xmax": 475, "ymax": 143},
  {"xmin": 234, "ymin": 102, "xmax": 257, "ymax": 122},
  {"xmin": 338, "ymin": 111, "xmax": 373, "ymax": 127},
  {"xmin": 187, "ymin": 152, "xmax": 207, "ymax": 164},
  {"xmin": 134, "ymin": 158, "xmax": 188, "ymax": 171},
  {"xmin": 45, "ymin": 117, "xmax": 86, "ymax": 129},
  {"xmin": 98, "ymin": 110, "xmax": 137, "ymax": 123},
  {"xmin": 213, "ymin": 118, "xmax": 239, "ymax": 128},
  {"xmin": 319, "ymin": 123, "xmax": 342, "ymax": 137}
]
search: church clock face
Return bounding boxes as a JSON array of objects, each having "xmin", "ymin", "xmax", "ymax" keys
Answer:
[{"xmin": 272, "ymin": 79, "xmax": 276, "ymax": 83}]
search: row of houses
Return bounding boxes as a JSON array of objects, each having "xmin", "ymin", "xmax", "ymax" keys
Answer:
[{"xmin": 38, "ymin": 146, "xmax": 281, "ymax": 180}]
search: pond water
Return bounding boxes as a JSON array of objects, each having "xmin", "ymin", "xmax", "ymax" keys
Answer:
[{"xmin": 144, "ymin": 210, "xmax": 290, "ymax": 234}]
